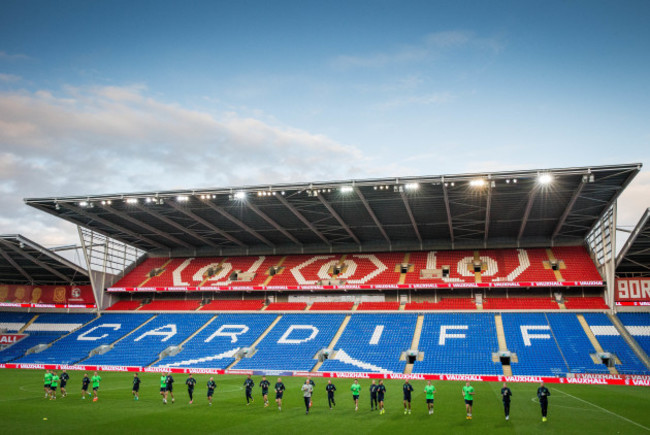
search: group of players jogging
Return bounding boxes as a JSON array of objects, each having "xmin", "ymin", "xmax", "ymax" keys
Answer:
[{"xmin": 42, "ymin": 370, "xmax": 552, "ymax": 421}]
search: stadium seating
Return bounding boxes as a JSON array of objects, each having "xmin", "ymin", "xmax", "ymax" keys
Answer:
[
  {"xmin": 109, "ymin": 246, "xmax": 602, "ymax": 291},
  {"xmin": 320, "ymin": 313, "xmax": 417, "ymax": 373},
  {"xmin": 199, "ymin": 300, "xmax": 265, "ymax": 311},
  {"xmin": 106, "ymin": 300, "xmax": 142, "ymax": 311},
  {"xmin": 13, "ymin": 314, "xmax": 153, "ymax": 365},
  {"xmin": 404, "ymin": 298, "xmax": 476, "ymax": 310},
  {"xmin": 234, "ymin": 314, "xmax": 345, "ymax": 371},
  {"xmin": 308, "ymin": 302, "xmax": 354, "ymax": 311},
  {"xmin": 0, "ymin": 334, "xmax": 61, "ymax": 363},
  {"xmin": 265, "ymin": 302, "xmax": 307, "ymax": 311},
  {"xmin": 84, "ymin": 314, "xmax": 214, "ymax": 367},
  {"xmin": 582, "ymin": 313, "xmax": 650, "ymax": 375},
  {"xmin": 563, "ymin": 297, "xmax": 609, "ymax": 310},
  {"xmin": 413, "ymin": 313, "xmax": 502, "ymax": 375},
  {"xmin": 155, "ymin": 314, "xmax": 278, "ymax": 369},
  {"xmin": 356, "ymin": 302, "xmax": 400, "ymax": 311},
  {"xmin": 545, "ymin": 313, "xmax": 609, "ymax": 374},
  {"xmin": 139, "ymin": 300, "xmax": 201, "ymax": 311},
  {"xmin": 616, "ymin": 313, "xmax": 650, "ymax": 363},
  {"xmin": 0, "ymin": 312, "xmax": 35, "ymax": 332},
  {"xmin": 482, "ymin": 298, "xmax": 559, "ymax": 310}
]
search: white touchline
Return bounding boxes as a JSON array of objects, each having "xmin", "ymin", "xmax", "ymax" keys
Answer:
[{"xmin": 554, "ymin": 388, "xmax": 650, "ymax": 432}]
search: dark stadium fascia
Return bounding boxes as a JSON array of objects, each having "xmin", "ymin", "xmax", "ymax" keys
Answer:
[{"xmin": 23, "ymin": 163, "xmax": 642, "ymax": 258}]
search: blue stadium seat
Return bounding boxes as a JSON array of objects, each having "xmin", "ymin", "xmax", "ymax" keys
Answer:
[
  {"xmin": 320, "ymin": 314, "xmax": 417, "ymax": 374},
  {"xmin": 13, "ymin": 314, "xmax": 153, "ymax": 365},
  {"xmin": 84, "ymin": 314, "xmax": 214, "ymax": 367},
  {"xmin": 234, "ymin": 314, "xmax": 345, "ymax": 372},
  {"xmin": 617, "ymin": 313, "xmax": 650, "ymax": 359},
  {"xmin": 413, "ymin": 313, "xmax": 501, "ymax": 375},
  {"xmin": 155, "ymin": 314, "xmax": 278, "ymax": 369},
  {"xmin": 582, "ymin": 313, "xmax": 649, "ymax": 375},
  {"xmin": 0, "ymin": 312, "xmax": 36, "ymax": 332}
]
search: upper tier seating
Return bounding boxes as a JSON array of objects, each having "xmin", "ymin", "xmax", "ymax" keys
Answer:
[
  {"xmin": 356, "ymin": 302, "xmax": 400, "ymax": 311},
  {"xmin": 234, "ymin": 314, "xmax": 345, "ymax": 371},
  {"xmin": 320, "ymin": 313, "xmax": 418, "ymax": 373},
  {"xmin": 413, "ymin": 313, "xmax": 502, "ymax": 375},
  {"xmin": 84, "ymin": 314, "xmax": 214, "ymax": 367},
  {"xmin": 265, "ymin": 302, "xmax": 307, "ymax": 311},
  {"xmin": 139, "ymin": 300, "xmax": 201, "ymax": 311},
  {"xmin": 155, "ymin": 314, "xmax": 277, "ymax": 369},
  {"xmin": 309, "ymin": 301, "xmax": 355, "ymax": 311},
  {"xmin": 404, "ymin": 298, "xmax": 477, "ymax": 310},
  {"xmin": 482, "ymin": 298, "xmax": 559, "ymax": 310},
  {"xmin": 0, "ymin": 312, "xmax": 35, "ymax": 332},
  {"xmin": 563, "ymin": 297, "xmax": 609, "ymax": 310},
  {"xmin": 13, "ymin": 314, "xmax": 153, "ymax": 365},
  {"xmin": 616, "ymin": 313, "xmax": 650, "ymax": 362},
  {"xmin": 106, "ymin": 300, "xmax": 142, "ymax": 311},
  {"xmin": 199, "ymin": 300, "xmax": 265, "ymax": 311},
  {"xmin": 582, "ymin": 313, "xmax": 650, "ymax": 375},
  {"xmin": 110, "ymin": 246, "xmax": 602, "ymax": 291}
]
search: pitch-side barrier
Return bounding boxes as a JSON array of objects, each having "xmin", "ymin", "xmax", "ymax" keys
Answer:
[{"xmin": 1, "ymin": 363, "xmax": 649, "ymax": 387}]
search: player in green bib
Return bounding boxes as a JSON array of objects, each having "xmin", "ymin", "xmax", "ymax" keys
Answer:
[
  {"xmin": 462, "ymin": 381, "xmax": 475, "ymax": 420},
  {"xmin": 50, "ymin": 372, "xmax": 59, "ymax": 400},
  {"xmin": 160, "ymin": 375, "xmax": 168, "ymax": 404},
  {"xmin": 424, "ymin": 381, "xmax": 436, "ymax": 415},
  {"xmin": 91, "ymin": 372, "xmax": 101, "ymax": 402},
  {"xmin": 44, "ymin": 370, "xmax": 52, "ymax": 398},
  {"xmin": 350, "ymin": 380, "xmax": 361, "ymax": 412}
]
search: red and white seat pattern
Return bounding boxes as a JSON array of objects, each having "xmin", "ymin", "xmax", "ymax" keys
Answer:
[{"xmin": 109, "ymin": 246, "xmax": 602, "ymax": 292}]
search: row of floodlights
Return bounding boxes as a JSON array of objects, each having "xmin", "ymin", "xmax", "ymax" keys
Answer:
[{"xmin": 70, "ymin": 173, "xmax": 564, "ymax": 208}]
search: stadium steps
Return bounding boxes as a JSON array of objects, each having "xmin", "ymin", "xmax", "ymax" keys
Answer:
[
  {"xmin": 546, "ymin": 249, "xmax": 564, "ymax": 282},
  {"xmin": 262, "ymin": 256, "xmax": 287, "ymax": 286},
  {"xmin": 18, "ymin": 314, "xmax": 39, "ymax": 333},
  {"xmin": 404, "ymin": 314, "xmax": 425, "ymax": 374},
  {"xmin": 608, "ymin": 313, "xmax": 650, "ymax": 371},
  {"xmin": 398, "ymin": 252, "xmax": 410, "ymax": 285},
  {"xmin": 494, "ymin": 314, "xmax": 513, "ymax": 376},
  {"xmin": 312, "ymin": 315, "xmax": 351, "ymax": 372},
  {"xmin": 76, "ymin": 315, "xmax": 157, "ymax": 364},
  {"xmin": 147, "ymin": 315, "xmax": 218, "ymax": 367},
  {"xmin": 227, "ymin": 315, "xmax": 282, "ymax": 369},
  {"xmin": 577, "ymin": 314, "xmax": 618, "ymax": 375},
  {"xmin": 137, "ymin": 258, "xmax": 173, "ymax": 288}
]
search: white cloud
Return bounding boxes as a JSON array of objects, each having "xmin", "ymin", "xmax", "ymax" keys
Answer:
[
  {"xmin": 0, "ymin": 51, "xmax": 31, "ymax": 61},
  {"xmin": 0, "ymin": 84, "xmax": 368, "ymax": 246},
  {"xmin": 0, "ymin": 73, "xmax": 21, "ymax": 82}
]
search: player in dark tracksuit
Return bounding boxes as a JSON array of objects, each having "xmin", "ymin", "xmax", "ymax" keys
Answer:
[
  {"xmin": 326, "ymin": 380, "xmax": 336, "ymax": 409},
  {"xmin": 81, "ymin": 373, "xmax": 91, "ymax": 399},
  {"xmin": 537, "ymin": 382, "xmax": 551, "ymax": 422},
  {"xmin": 244, "ymin": 375, "xmax": 255, "ymax": 405},
  {"xmin": 186, "ymin": 374, "xmax": 197, "ymax": 404},
  {"xmin": 60, "ymin": 370, "xmax": 70, "ymax": 397},
  {"xmin": 501, "ymin": 382, "xmax": 512, "ymax": 420},
  {"xmin": 377, "ymin": 381, "xmax": 387, "ymax": 414},
  {"xmin": 370, "ymin": 380, "xmax": 379, "ymax": 411},
  {"xmin": 166, "ymin": 373, "xmax": 175, "ymax": 404},
  {"xmin": 132, "ymin": 374, "xmax": 141, "ymax": 401},
  {"xmin": 260, "ymin": 376, "xmax": 271, "ymax": 407},
  {"xmin": 403, "ymin": 380, "xmax": 414, "ymax": 414}
]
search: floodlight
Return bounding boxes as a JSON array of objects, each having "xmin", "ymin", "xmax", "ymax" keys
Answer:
[
  {"xmin": 177, "ymin": 195, "xmax": 189, "ymax": 202},
  {"xmin": 469, "ymin": 179, "xmax": 486, "ymax": 187},
  {"xmin": 234, "ymin": 191, "xmax": 246, "ymax": 200},
  {"xmin": 340, "ymin": 186, "xmax": 353, "ymax": 193},
  {"xmin": 537, "ymin": 173, "xmax": 553, "ymax": 185},
  {"xmin": 126, "ymin": 198, "xmax": 138, "ymax": 204},
  {"xmin": 405, "ymin": 183, "xmax": 419, "ymax": 191}
]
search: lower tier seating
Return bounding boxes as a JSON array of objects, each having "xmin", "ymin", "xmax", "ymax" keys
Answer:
[
  {"xmin": 3, "ymin": 311, "xmax": 648, "ymax": 376},
  {"xmin": 483, "ymin": 298, "xmax": 558, "ymax": 310},
  {"xmin": 200, "ymin": 300, "xmax": 265, "ymax": 311},
  {"xmin": 264, "ymin": 302, "xmax": 307, "ymax": 311},
  {"xmin": 140, "ymin": 300, "xmax": 201, "ymax": 311},
  {"xmin": 356, "ymin": 302, "xmax": 400, "ymax": 311},
  {"xmin": 309, "ymin": 302, "xmax": 355, "ymax": 311},
  {"xmin": 563, "ymin": 297, "xmax": 609, "ymax": 310}
]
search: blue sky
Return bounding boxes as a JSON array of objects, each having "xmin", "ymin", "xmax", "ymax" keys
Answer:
[{"xmin": 0, "ymin": 0, "xmax": 648, "ymax": 246}]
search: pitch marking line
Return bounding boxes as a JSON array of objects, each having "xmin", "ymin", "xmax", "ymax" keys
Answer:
[{"xmin": 554, "ymin": 388, "xmax": 650, "ymax": 432}]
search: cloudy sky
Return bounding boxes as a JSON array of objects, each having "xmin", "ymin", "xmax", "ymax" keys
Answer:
[{"xmin": 0, "ymin": 0, "xmax": 648, "ymax": 249}]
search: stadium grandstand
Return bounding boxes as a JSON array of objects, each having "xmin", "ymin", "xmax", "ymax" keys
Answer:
[{"xmin": 2, "ymin": 163, "xmax": 650, "ymax": 384}]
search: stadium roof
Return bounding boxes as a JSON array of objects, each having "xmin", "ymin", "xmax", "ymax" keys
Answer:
[
  {"xmin": 616, "ymin": 208, "xmax": 650, "ymax": 277},
  {"xmin": 0, "ymin": 235, "xmax": 90, "ymax": 285},
  {"xmin": 25, "ymin": 163, "xmax": 641, "ymax": 257}
]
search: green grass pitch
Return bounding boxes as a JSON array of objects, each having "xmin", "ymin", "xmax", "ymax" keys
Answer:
[{"xmin": 1, "ymin": 370, "xmax": 649, "ymax": 434}]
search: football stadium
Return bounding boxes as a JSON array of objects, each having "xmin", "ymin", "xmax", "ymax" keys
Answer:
[{"xmin": 1, "ymin": 163, "xmax": 650, "ymax": 434}]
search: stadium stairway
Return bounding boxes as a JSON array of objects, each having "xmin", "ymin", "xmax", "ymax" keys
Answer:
[
  {"xmin": 608, "ymin": 313, "xmax": 650, "ymax": 371},
  {"xmin": 404, "ymin": 314, "xmax": 425, "ymax": 374},
  {"xmin": 576, "ymin": 314, "xmax": 618, "ymax": 374},
  {"xmin": 312, "ymin": 314, "xmax": 351, "ymax": 372},
  {"xmin": 147, "ymin": 315, "xmax": 217, "ymax": 367},
  {"xmin": 227, "ymin": 315, "xmax": 282, "ymax": 369},
  {"xmin": 494, "ymin": 314, "xmax": 514, "ymax": 376},
  {"xmin": 17, "ymin": 314, "xmax": 39, "ymax": 333}
]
